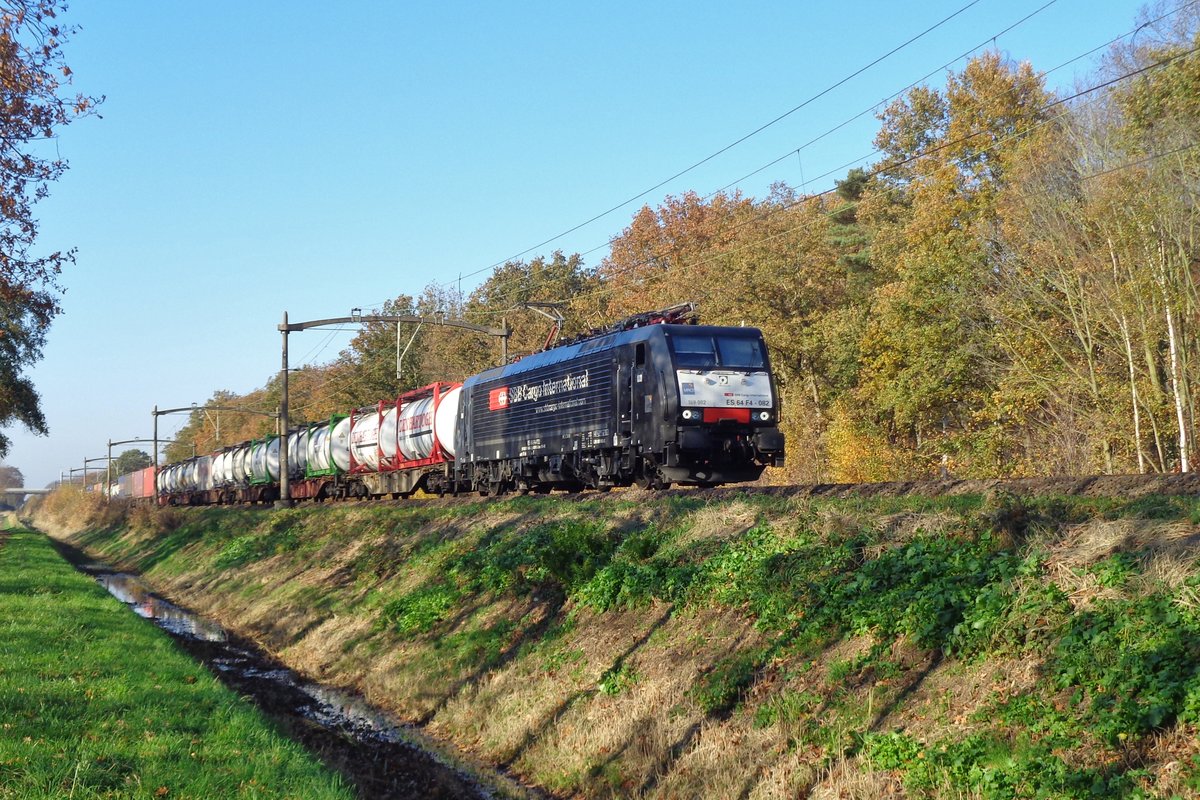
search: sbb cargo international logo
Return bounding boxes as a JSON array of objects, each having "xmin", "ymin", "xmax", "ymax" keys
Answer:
[{"xmin": 488, "ymin": 370, "xmax": 590, "ymax": 412}]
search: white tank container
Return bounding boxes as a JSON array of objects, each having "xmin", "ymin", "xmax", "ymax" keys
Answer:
[
  {"xmin": 308, "ymin": 423, "xmax": 333, "ymax": 473},
  {"xmin": 331, "ymin": 416, "xmax": 352, "ymax": 472},
  {"xmin": 267, "ymin": 436, "xmax": 280, "ymax": 481},
  {"xmin": 235, "ymin": 445, "xmax": 252, "ymax": 483},
  {"xmin": 379, "ymin": 405, "xmax": 399, "ymax": 463},
  {"xmin": 435, "ymin": 386, "xmax": 461, "ymax": 459},
  {"xmin": 209, "ymin": 453, "xmax": 223, "ymax": 487},
  {"xmin": 287, "ymin": 429, "xmax": 308, "ymax": 477},
  {"xmin": 349, "ymin": 409, "xmax": 381, "ymax": 471},
  {"xmin": 181, "ymin": 457, "xmax": 210, "ymax": 492},
  {"xmin": 397, "ymin": 397, "xmax": 434, "ymax": 460}
]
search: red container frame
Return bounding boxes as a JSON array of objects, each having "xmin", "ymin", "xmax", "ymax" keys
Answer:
[{"xmin": 346, "ymin": 381, "xmax": 462, "ymax": 474}]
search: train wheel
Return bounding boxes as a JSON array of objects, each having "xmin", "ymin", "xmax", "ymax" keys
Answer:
[{"xmin": 635, "ymin": 461, "xmax": 671, "ymax": 490}]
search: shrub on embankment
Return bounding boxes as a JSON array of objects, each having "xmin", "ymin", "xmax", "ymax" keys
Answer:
[{"xmin": 30, "ymin": 488, "xmax": 1200, "ymax": 799}]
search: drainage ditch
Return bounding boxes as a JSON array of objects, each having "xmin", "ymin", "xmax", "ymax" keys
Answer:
[{"xmin": 59, "ymin": 543, "xmax": 540, "ymax": 800}]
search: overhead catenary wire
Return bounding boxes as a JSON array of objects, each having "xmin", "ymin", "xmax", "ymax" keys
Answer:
[
  {"xmin": 296, "ymin": 326, "xmax": 350, "ymax": 367},
  {"xmin": 498, "ymin": 43, "xmax": 1200, "ymax": 315},
  {"xmin": 467, "ymin": 9, "xmax": 1200, "ymax": 316},
  {"xmin": 498, "ymin": 0, "xmax": 1066, "ymax": 286},
  {"xmin": 441, "ymin": 0, "xmax": 990, "ymax": 291},
  {"xmin": 461, "ymin": 0, "xmax": 1198, "ymax": 316}
]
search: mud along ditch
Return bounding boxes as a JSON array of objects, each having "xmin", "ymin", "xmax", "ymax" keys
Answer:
[{"xmin": 52, "ymin": 540, "xmax": 539, "ymax": 800}]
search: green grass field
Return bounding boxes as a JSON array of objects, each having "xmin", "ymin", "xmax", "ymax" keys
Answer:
[{"xmin": 0, "ymin": 528, "xmax": 354, "ymax": 800}]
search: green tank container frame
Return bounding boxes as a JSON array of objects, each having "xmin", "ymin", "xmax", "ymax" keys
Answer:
[{"xmin": 305, "ymin": 414, "xmax": 347, "ymax": 479}]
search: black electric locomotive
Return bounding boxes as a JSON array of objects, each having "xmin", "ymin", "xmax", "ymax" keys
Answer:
[{"xmin": 455, "ymin": 317, "xmax": 785, "ymax": 494}]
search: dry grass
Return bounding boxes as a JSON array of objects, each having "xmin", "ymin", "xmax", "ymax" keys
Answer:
[
  {"xmin": 810, "ymin": 754, "xmax": 905, "ymax": 799},
  {"xmin": 1046, "ymin": 518, "xmax": 1200, "ymax": 608},
  {"xmin": 1135, "ymin": 725, "xmax": 1200, "ymax": 797},
  {"xmin": 744, "ymin": 748, "xmax": 824, "ymax": 800},
  {"xmin": 432, "ymin": 603, "xmax": 769, "ymax": 797},
  {"xmin": 671, "ymin": 499, "xmax": 760, "ymax": 549},
  {"xmin": 30, "ymin": 485, "xmax": 127, "ymax": 538}
]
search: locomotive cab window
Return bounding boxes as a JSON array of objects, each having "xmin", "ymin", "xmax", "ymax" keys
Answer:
[
  {"xmin": 717, "ymin": 336, "xmax": 765, "ymax": 369},
  {"xmin": 671, "ymin": 334, "xmax": 765, "ymax": 370}
]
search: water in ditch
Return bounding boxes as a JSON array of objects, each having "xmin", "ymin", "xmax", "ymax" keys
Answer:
[{"xmin": 80, "ymin": 563, "xmax": 537, "ymax": 800}]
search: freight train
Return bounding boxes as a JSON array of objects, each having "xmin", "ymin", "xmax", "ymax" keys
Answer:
[{"xmin": 153, "ymin": 307, "xmax": 786, "ymax": 505}]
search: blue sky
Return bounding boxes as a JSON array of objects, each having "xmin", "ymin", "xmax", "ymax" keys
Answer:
[{"xmin": 5, "ymin": 0, "xmax": 1161, "ymax": 487}]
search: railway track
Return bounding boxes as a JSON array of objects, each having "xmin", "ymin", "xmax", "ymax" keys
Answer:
[
  {"xmin": 151, "ymin": 471, "xmax": 1200, "ymax": 510},
  {"xmin": 681, "ymin": 472, "xmax": 1200, "ymax": 503}
]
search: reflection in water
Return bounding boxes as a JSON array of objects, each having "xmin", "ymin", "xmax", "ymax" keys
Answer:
[
  {"xmin": 304, "ymin": 684, "xmax": 410, "ymax": 743},
  {"xmin": 95, "ymin": 574, "xmax": 415, "ymax": 743},
  {"xmin": 86, "ymin": 566, "xmax": 516, "ymax": 799},
  {"xmin": 96, "ymin": 573, "xmax": 228, "ymax": 642}
]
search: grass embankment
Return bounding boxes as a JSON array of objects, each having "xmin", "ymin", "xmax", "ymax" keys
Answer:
[
  {"xmin": 30, "ymin": 486, "xmax": 1200, "ymax": 798},
  {"xmin": 0, "ymin": 523, "xmax": 354, "ymax": 800}
]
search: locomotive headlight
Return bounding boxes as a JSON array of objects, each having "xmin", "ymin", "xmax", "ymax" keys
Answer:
[
  {"xmin": 756, "ymin": 410, "xmax": 772, "ymax": 422},
  {"xmin": 681, "ymin": 409, "xmax": 697, "ymax": 421}
]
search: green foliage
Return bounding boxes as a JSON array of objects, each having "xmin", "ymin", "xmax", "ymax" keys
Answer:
[
  {"xmin": 374, "ymin": 514, "xmax": 614, "ymax": 638},
  {"xmin": 753, "ymin": 690, "xmax": 822, "ymax": 729},
  {"xmin": 437, "ymin": 619, "xmax": 516, "ymax": 671},
  {"xmin": 860, "ymin": 730, "xmax": 923, "ymax": 770},
  {"xmin": 693, "ymin": 650, "xmax": 764, "ymax": 715},
  {"xmin": 1088, "ymin": 552, "xmax": 1139, "ymax": 588},
  {"xmin": 598, "ymin": 661, "xmax": 639, "ymax": 696},
  {"xmin": 951, "ymin": 563, "xmax": 1071, "ymax": 658},
  {"xmin": 1050, "ymin": 594, "xmax": 1200, "ymax": 745},
  {"xmin": 450, "ymin": 518, "xmax": 615, "ymax": 596},
  {"xmin": 213, "ymin": 520, "xmax": 300, "ymax": 569},
  {"xmin": 861, "ymin": 731, "xmax": 1138, "ymax": 799},
  {"xmin": 112, "ymin": 449, "xmax": 152, "ymax": 477},
  {"xmin": 575, "ymin": 522, "xmax": 706, "ymax": 611},
  {"xmin": 379, "ymin": 582, "xmax": 461, "ymax": 637}
]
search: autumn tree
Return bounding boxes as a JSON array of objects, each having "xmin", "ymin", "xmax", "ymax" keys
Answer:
[
  {"xmin": 0, "ymin": 1, "xmax": 99, "ymax": 456},
  {"xmin": 842, "ymin": 53, "xmax": 1050, "ymax": 478},
  {"xmin": 163, "ymin": 390, "xmax": 276, "ymax": 462},
  {"xmin": 1106, "ymin": 9, "xmax": 1200, "ymax": 472},
  {"xmin": 601, "ymin": 187, "xmax": 846, "ymax": 480},
  {"xmin": 989, "ymin": 5, "xmax": 1200, "ymax": 475}
]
